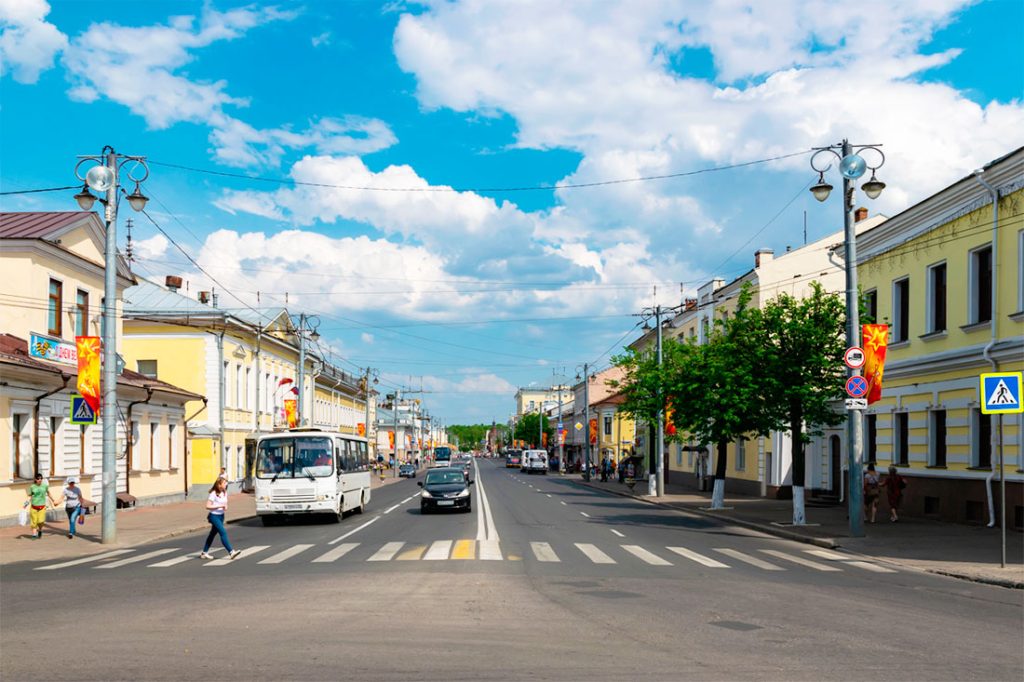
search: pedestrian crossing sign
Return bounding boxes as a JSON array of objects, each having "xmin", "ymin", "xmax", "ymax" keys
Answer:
[
  {"xmin": 980, "ymin": 372, "xmax": 1023, "ymax": 415},
  {"xmin": 70, "ymin": 395, "xmax": 97, "ymax": 424}
]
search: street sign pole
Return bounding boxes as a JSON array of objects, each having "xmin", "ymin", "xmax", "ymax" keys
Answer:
[{"xmin": 998, "ymin": 414, "xmax": 1005, "ymax": 568}]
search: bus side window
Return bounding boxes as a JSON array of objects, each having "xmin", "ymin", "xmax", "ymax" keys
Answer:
[
  {"xmin": 342, "ymin": 441, "xmax": 356, "ymax": 472},
  {"xmin": 358, "ymin": 442, "xmax": 368, "ymax": 470},
  {"xmin": 335, "ymin": 440, "xmax": 345, "ymax": 471}
]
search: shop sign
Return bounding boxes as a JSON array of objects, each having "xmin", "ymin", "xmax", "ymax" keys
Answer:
[{"xmin": 30, "ymin": 332, "xmax": 78, "ymax": 366}]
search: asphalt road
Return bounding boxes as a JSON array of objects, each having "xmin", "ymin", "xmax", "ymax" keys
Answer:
[{"xmin": 2, "ymin": 459, "xmax": 1022, "ymax": 681}]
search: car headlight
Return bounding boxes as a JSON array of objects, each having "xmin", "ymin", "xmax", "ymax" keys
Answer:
[
  {"xmin": 257, "ymin": 495, "xmax": 269, "ymax": 502},
  {"xmin": 421, "ymin": 490, "xmax": 432, "ymax": 499},
  {"xmin": 456, "ymin": 488, "xmax": 470, "ymax": 498}
]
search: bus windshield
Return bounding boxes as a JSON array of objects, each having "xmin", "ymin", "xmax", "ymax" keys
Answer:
[
  {"xmin": 434, "ymin": 447, "xmax": 452, "ymax": 463},
  {"xmin": 257, "ymin": 437, "xmax": 334, "ymax": 479}
]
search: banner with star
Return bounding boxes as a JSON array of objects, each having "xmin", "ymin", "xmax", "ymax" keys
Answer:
[
  {"xmin": 75, "ymin": 336, "xmax": 102, "ymax": 413},
  {"xmin": 862, "ymin": 324, "xmax": 889, "ymax": 404},
  {"xmin": 284, "ymin": 399, "xmax": 298, "ymax": 428}
]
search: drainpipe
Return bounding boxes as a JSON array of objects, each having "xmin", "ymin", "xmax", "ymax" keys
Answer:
[
  {"xmin": 217, "ymin": 331, "xmax": 226, "ymax": 471},
  {"xmin": 124, "ymin": 387, "xmax": 154, "ymax": 496},
  {"xmin": 253, "ymin": 326, "xmax": 262, "ymax": 434},
  {"xmin": 183, "ymin": 398, "xmax": 209, "ymax": 495},
  {"xmin": 32, "ymin": 373, "xmax": 71, "ymax": 478},
  {"xmin": 974, "ymin": 170, "xmax": 1000, "ymax": 528}
]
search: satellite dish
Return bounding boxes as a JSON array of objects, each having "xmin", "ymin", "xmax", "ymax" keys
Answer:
[{"xmin": 85, "ymin": 165, "xmax": 115, "ymax": 192}]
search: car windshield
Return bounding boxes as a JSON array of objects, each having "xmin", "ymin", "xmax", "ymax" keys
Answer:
[
  {"xmin": 425, "ymin": 471, "xmax": 466, "ymax": 485},
  {"xmin": 257, "ymin": 437, "xmax": 334, "ymax": 479}
]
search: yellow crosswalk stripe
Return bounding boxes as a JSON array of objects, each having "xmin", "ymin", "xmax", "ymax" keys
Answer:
[
  {"xmin": 451, "ymin": 539, "xmax": 476, "ymax": 560},
  {"xmin": 396, "ymin": 545, "xmax": 427, "ymax": 561}
]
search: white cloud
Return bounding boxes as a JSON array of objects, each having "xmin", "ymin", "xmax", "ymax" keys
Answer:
[
  {"xmin": 312, "ymin": 31, "xmax": 331, "ymax": 47},
  {"xmin": 360, "ymin": 332, "xmax": 375, "ymax": 344},
  {"xmin": 421, "ymin": 372, "xmax": 516, "ymax": 395},
  {"xmin": 0, "ymin": 0, "xmax": 67, "ymax": 83},
  {"xmin": 134, "ymin": 234, "xmax": 169, "ymax": 260}
]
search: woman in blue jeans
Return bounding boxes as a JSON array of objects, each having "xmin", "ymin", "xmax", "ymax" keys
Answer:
[
  {"xmin": 199, "ymin": 478, "xmax": 241, "ymax": 560},
  {"xmin": 53, "ymin": 477, "xmax": 84, "ymax": 539}
]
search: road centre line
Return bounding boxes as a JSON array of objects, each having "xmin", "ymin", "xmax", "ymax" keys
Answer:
[
  {"xmin": 35, "ymin": 550, "xmax": 134, "ymax": 570},
  {"xmin": 383, "ymin": 504, "xmax": 401, "ymax": 514},
  {"xmin": 610, "ymin": 529, "xmax": 625, "ymax": 538},
  {"xmin": 560, "ymin": 501, "xmax": 567, "ymax": 506},
  {"xmin": 580, "ymin": 512, "xmax": 590, "ymax": 518},
  {"xmin": 328, "ymin": 515, "xmax": 380, "ymax": 545}
]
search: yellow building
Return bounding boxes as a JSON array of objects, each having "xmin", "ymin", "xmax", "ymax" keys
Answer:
[
  {"xmin": 0, "ymin": 212, "xmax": 200, "ymax": 524},
  {"xmin": 122, "ymin": 276, "xmax": 371, "ymax": 493},
  {"xmin": 854, "ymin": 147, "xmax": 1023, "ymax": 527}
]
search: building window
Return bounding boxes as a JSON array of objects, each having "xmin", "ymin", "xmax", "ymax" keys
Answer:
[
  {"xmin": 49, "ymin": 416, "xmax": 61, "ymax": 476},
  {"xmin": 1017, "ymin": 230, "xmax": 1023, "ymax": 313},
  {"xmin": 893, "ymin": 412, "xmax": 908, "ymax": 467},
  {"xmin": 528, "ymin": 401, "xmax": 535, "ymax": 411},
  {"xmin": 736, "ymin": 436, "xmax": 746, "ymax": 471},
  {"xmin": 972, "ymin": 408, "xmax": 992, "ymax": 468},
  {"xmin": 926, "ymin": 263, "xmax": 946, "ymax": 333},
  {"xmin": 150, "ymin": 422, "xmax": 160, "ymax": 469},
  {"xmin": 603, "ymin": 415, "xmax": 612, "ymax": 436},
  {"xmin": 168, "ymin": 423, "xmax": 178, "ymax": 469},
  {"xmin": 75, "ymin": 290, "xmax": 89, "ymax": 337},
  {"xmin": 863, "ymin": 289, "xmax": 878, "ymax": 324},
  {"xmin": 970, "ymin": 245, "xmax": 993, "ymax": 324},
  {"xmin": 223, "ymin": 361, "xmax": 231, "ymax": 407},
  {"xmin": 235, "ymin": 363, "xmax": 243, "ymax": 409},
  {"xmin": 928, "ymin": 410, "xmax": 946, "ymax": 467},
  {"xmin": 137, "ymin": 360, "xmax": 158, "ymax": 378},
  {"xmin": 11, "ymin": 413, "xmax": 27, "ymax": 480},
  {"xmin": 866, "ymin": 414, "xmax": 877, "ymax": 463},
  {"xmin": 892, "ymin": 278, "xmax": 909, "ymax": 342},
  {"xmin": 245, "ymin": 367, "xmax": 252, "ymax": 411},
  {"xmin": 129, "ymin": 421, "xmax": 140, "ymax": 472},
  {"xmin": 48, "ymin": 278, "xmax": 63, "ymax": 336}
]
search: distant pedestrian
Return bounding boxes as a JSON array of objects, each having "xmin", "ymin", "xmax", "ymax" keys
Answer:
[
  {"xmin": 53, "ymin": 477, "xmax": 84, "ymax": 539},
  {"xmin": 885, "ymin": 466, "xmax": 906, "ymax": 522},
  {"xmin": 218, "ymin": 467, "xmax": 228, "ymax": 481},
  {"xmin": 25, "ymin": 473, "xmax": 56, "ymax": 539},
  {"xmin": 199, "ymin": 478, "xmax": 240, "ymax": 560},
  {"xmin": 863, "ymin": 463, "xmax": 881, "ymax": 523}
]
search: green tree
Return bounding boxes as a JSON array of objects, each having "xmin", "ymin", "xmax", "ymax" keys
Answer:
[
  {"xmin": 513, "ymin": 413, "xmax": 553, "ymax": 449},
  {"xmin": 447, "ymin": 424, "xmax": 503, "ymax": 452},
  {"xmin": 760, "ymin": 282, "xmax": 847, "ymax": 524}
]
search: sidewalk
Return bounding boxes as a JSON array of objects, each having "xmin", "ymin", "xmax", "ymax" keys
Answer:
[
  {"xmin": 0, "ymin": 473, "xmax": 406, "ymax": 566},
  {"xmin": 575, "ymin": 475, "xmax": 1024, "ymax": 588}
]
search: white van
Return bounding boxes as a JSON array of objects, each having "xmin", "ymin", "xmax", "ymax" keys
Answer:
[{"xmin": 522, "ymin": 449, "xmax": 548, "ymax": 475}]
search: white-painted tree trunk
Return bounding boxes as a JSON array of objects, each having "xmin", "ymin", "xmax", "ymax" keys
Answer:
[
  {"xmin": 792, "ymin": 485, "xmax": 806, "ymax": 525},
  {"xmin": 711, "ymin": 478, "xmax": 725, "ymax": 509}
]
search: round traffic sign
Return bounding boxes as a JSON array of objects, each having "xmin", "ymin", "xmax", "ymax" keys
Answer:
[
  {"xmin": 844, "ymin": 346, "xmax": 866, "ymax": 369},
  {"xmin": 845, "ymin": 375, "xmax": 868, "ymax": 398}
]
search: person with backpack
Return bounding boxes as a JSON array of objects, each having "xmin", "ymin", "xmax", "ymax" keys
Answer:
[
  {"xmin": 863, "ymin": 463, "xmax": 881, "ymax": 524},
  {"xmin": 885, "ymin": 466, "xmax": 906, "ymax": 522},
  {"xmin": 52, "ymin": 477, "xmax": 85, "ymax": 539}
]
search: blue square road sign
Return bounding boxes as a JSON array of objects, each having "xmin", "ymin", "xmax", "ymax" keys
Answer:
[
  {"xmin": 70, "ymin": 395, "xmax": 97, "ymax": 424},
  {"xmin": 980, "ymin": 372, "xmax": 1023, "ymax": 415}
]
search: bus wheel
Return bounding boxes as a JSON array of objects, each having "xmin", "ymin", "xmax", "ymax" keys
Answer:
[
  {"xmin": 355, "ymin": 493, "xmax": 365, "ymax": 515},
  {"xmin": 261, "ymin": 515, "xmax": 278, "ymax": 527}
]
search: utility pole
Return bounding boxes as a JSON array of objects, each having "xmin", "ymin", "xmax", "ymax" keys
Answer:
[
  {"xmin": 651, "ymin": 305, "xmax": 665, "ymax": 497},
  {"xmin": 583, "ymin": 362, "xmax": 591, "ymax": 482},
  {"xmin": 297, "ymin": 314, "xmax": 306, "ymax": 426},
  {"xmin": 557, "ymin": 379, "xmax": 565, "ymax": 474},
  {"xmin": 393, "ymin": 389, "xmax": 401, "ymax": 476}
]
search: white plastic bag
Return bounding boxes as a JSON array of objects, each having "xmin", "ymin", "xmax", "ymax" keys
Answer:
[{"xmin": 18, "ymin": 508, "xmax": 29, "ymax": 526}]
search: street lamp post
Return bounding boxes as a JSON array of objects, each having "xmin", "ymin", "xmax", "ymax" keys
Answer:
[
  {"xmin": 294, "ymin": 313, "xmax": 320, "ymax": 426},
  {"xmin": 576, "ymin": 363, "xmax": 591, "ymax": 481},
  {"xmin": 637, "ymin": 304, "xmax": 677, "ymax": 497},
  {"xmin": 810, "ymin": 139, "xmax": 886, "ymax": 539},
  {"xmin": 73, "ymin": 147, "xmax": 149, "ymax": 545}
]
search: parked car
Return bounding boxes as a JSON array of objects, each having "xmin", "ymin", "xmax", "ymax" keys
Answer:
[
  {"xmin": 419, "ymin": 467, "xmax": 472, "ymax": 514},
  {"xmin": 506, "ymin": 450, "xmax": 522, "ymax": 468},
  {"xmin": 398, "ymin": 463, "xmax": 416, "ymax": 478},
  {"xmin": 522, "ymin": 449, "xmax": 548, "ymax": 475}
]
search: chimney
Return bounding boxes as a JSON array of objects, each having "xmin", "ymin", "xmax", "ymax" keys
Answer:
[
  {"xmin": 165, "ymin": 275, "xmax": 182, "ymax": 292},
  {"xmin": 754, "ymin": 248, "xmax": 774, "ymax": 268},
  {"xmin": 684, "ymin": 297, "xmax": 697, "ymax": 311},
  {"xmin": 854, "ymin": 207, "xmax": 868, "ymax": 222},
  {"xmin": 198, "ymin": 291, "xmax": 210, "ymax": 304}
]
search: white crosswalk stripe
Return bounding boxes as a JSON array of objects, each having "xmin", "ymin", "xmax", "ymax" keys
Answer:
[
  {"xmin": 759, "ymin": 549, "xmax": 841, "ymax": 571},
  {"xmin": 260, "ymin": 544, "xmax": 315, "ymax": 564},
  {"xmin": 35, "ymin": 550, "xmax": 134, "ymax": 571},
  {"xmin": 368, "ymin": 542, "xmax": 405, "ymax": 561},
  {"xmin": 530, "ymin": 542, "xmax": 560, "ymax": 562},
  {"xmin": 96, "ymin": 548, "xmax": 179, "ymax": 569},
  {"xmin": 478, "ymin": 539, "xmax": 503, "ymax": 561},
  {"xmin": 843, "ymin": 560, "xmax": 898, "ymax": 573},
  {"xmin": 206, "ymin": 545, "xmax": 270, "ymax": 566},
  {"xmin": 621, "ymin": 545, "xmax": 672, "ymax": 566},
  {"xmin": 575, "ymin": 543, "xmax": 616, "ymax": 564},
  {"xmin": 312, "ymin": 543, "xmax": 360, "ymax": 563},
  {"xmin": 423, "ymin": 540, "xmax": 452, "ymax": 561},
  {"xmin": 803, "ymin": 549, "xmax": 897, "ymax": 573},
  {"xmin": 713, "ymin": 548, "xmax": 785, "ymax": 571},
  {"xmin": 666, "ymin": 546, "xmax": 729, "ymax": 568},
  {"xmin": 149, "ymin": 549, "xmax": 223, "ymax": 567}
]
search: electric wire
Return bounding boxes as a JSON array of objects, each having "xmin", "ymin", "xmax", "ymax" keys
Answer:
[{"xmin": 0, "ymin": 185, "xmax": 79, "ymax": 196}]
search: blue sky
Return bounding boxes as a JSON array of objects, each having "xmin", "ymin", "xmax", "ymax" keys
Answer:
[{"xmin": 2, "ymin": 0, "xmax": 1022, "ymax": 425}]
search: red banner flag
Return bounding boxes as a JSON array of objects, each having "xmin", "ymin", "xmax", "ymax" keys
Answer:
[
  {"xmin": 277, "ymin": 377, "xmax": 294, "ymax": 387},
  {"xmin": 542, "ymin": 432, "xmax": 548, "ymax": 448},
  {"xmin": 284, "ymin": 399, "xmax": 298, "ymax": 428},
  {"xmin": 75, "ymin": 336, "xmax": 102, "ymax": 413},
  {"xmin": 388, "ymin": 431, "xmax": 395, "ymax": 450},
  {"xmin": 589, "ymin": 418, "xmax": 598, "ymax": 445},
  {"xmin": 862, "ymin": 324, "xmax": 889, "ymax": 404},
  {"xmin": 665, "ymin": 401, "xmax": 677, "ymax": 436}
]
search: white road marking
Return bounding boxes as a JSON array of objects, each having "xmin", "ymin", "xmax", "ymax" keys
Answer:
[
  {"xmin": 479, "ymin": 539, "xmax": 503, "ymax": 561},
  {"xmin": 575, "ymin": 543, "xmax": 616, "ymax": 564},
  {"xmin": 403, "ymin": 495, "xmax": 419, "ymax": 503},
  {"xmin": 546, "ymin": 494, "xmax": 552, "ymax": 498},
  {"xmin": 206, "ymin": 545, "xmax": 270, "ymax": 566},
  {"xmin": 666, "ymin": 546, "xmax": 730, "ymax": 568},
  {"xmin": 312, "ymin": 543, "xmax": 360, "ymax": 563},
  {"xmin": 259, "ymin": 543, "xmax": 315, "ymax": 564},
  {"xmin": 36, "ymin": 550, "xmax": 134, "ymax": 571},
  {"xmin": 759, "ymin": 549, "xmax": 842, "ymax": 571},
  {"xmin": 610, "ymin": 529, "xmax": 625, "ymax": 538},
  {"xmin": 95, "ymin": 548, "xmax": 178, "ymax": 569},
  {"xmin": 804, "ymin": 549, "xmax": 849, "ymax": 561},
  {"xmin": 530, "ymin": 542, "xmax": 560, "ymax": 562},
  {"xmin": 621, "ymin": 545, "xmax": 672, "ymax": 566},
  {"xmin": 560, "ymin": 501, "xmax": 567, "ymax": 506},
  {"xmin": 383, "ymin": 504, "xmax": 401, "ymax": 514},
  {"xmin": 328, "ymin": 515, "xmax": 380, "ymax": 545},
  {"xmin": 713, "ymin": 548, "xmax": 785, "ymax": 571},
  {"xmin": 367, "ymin": 541, "xmax": 404, "ymax": 561},
  {"xmin": 423, "ymin": 540, "xmax": 453, "ymax": 561},
  {"xmin": 149, "ymin": 549, "xmax": 222, "ymax": 567},
  {"xmin": 844, "ymin": 560, "xmax": 898, "ymax": 573},
  {"xmin": 580, "ymin": 512, "xmax": 591, "ymax": 518},
  {"xmin": 475, "ymin": 461, "xmax": 499, "ymax": 542}
]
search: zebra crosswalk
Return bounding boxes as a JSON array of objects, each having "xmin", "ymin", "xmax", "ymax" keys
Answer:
[{"xmin": 33, "ymin": 540, "xmax": 899, "ymax": 576}]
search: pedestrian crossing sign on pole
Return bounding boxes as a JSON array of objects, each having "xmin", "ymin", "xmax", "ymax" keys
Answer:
[
  {"xmin": 980, "ymin": 372, "xmax": 1023, "ymax": 415},
  {"xmin": 70, "ymin": 395, "xmax": 97, "ymax": 424}
]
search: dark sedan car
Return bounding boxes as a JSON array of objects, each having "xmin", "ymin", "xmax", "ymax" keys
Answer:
[
  {"xmin": 419, "ymin": 467, "xmax": 473, "ymax": 514},
  {"xmin": 398, "ymin": 463, "xmax": 416, "ymax": 478}
]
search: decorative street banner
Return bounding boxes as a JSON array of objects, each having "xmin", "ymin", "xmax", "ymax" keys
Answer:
[
  {"xmin": 75, "ymin": 336, "xmax": 102, "ymax": 413},
  {"xmin": 388, "ymin": 431, "xmax": 395, "ymax": 450},
  {"xmin": 357, "ymin": 423, "xmax": 366, "ymax": 437},
  {"xmin": 542, "ymin": 432, "xmax": 548, "ymax": 448},
  {"xmin": 665, "ymin": 401, "xmax": 677, "ymax": 436},
  {"xmin": 560, "ymin": 429, "xmax": 567, "ymax": 445},
  {"xmin": 589, "ymin": 418, "xmax": 598, "ymax": 445},
  {"xmin": 862, "ymin": 324, "xmax": 889, "ymax": 404},
  {"xmin": 284, "ymin": 399, "xmax": 298, "ymax": 428}
]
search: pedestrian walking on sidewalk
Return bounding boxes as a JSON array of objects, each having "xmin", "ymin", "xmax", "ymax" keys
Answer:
[
  {"xmin": 863, "ymin": 463, "xmax": 881, "ymax": 523},
  {"xmin": 25, "ymin": 473, "xmax": 56, "ymax": 539},
  {"xmin": 199, "ymin": 478, "xmax": 240, "ymax": 560},
  {"xmin": 885, "ymin": 466, "xmax": 906, "ymax": 522},
  {"xmin": 52, "ymin": 477, "xmax": 84, "ymax": 539}
]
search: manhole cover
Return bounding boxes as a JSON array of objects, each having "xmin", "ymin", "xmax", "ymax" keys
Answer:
[{"xmin": 710, "ymin": 620, "xmax": 762, "ymax": 631}]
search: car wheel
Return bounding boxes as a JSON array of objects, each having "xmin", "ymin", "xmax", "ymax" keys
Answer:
[{"xmin": 421, "ymin": 504, "xmax": 429, "ymax": 515}]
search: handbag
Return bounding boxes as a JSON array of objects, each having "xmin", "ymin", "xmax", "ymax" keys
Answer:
[
  {"xmin": 18, "ymin": 508, "xmax": 28, "ymax": 526},
  {"xmin": 77, "ymin": 508, "xmax": 86, "ymax": 525}
]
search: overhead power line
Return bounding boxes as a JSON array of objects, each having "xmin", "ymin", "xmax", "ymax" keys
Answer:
[{"xmin": 0, "ymin": 185, "xmax": 79, "ymax": 196}]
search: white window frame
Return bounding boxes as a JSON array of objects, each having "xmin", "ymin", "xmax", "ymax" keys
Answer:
[
  {"xmin": 891, "ymin": 277, "xmax": 910, "ymax": 342},
  {"xmin": 10, "ymin": 411, "xmax": 32, "ymax": 481},
  {"xmin": 49, "ymin": 414, "xmax": 63, "ymax": 477},
  {"xmin": 968, "ymin": 243, "xmax": 993, "ymax": 325},
  {"xmin": 603, "ymin": 414, "xmax": 613, "ymax": 437},
  {"xmin": 925, "ymin": 260, "xmax": 947, "ymax": 333},
  {"xmin": 223, "ymin": 361, "xmax": 231, "ymax": 408},
  {"xmin": 150, "ymin": 421, "xmax": 162, "ymax": 470},
  {"xmin": 235, "ymin": 362, "xmax": 243, "ymax": 410},
  {"xmin": 169, "ymin": 422, "xmax": 179, "ymax": 469},
  {"xmin": 130, "ymin": 420, "xmax": 142, "ymax": 471}
]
